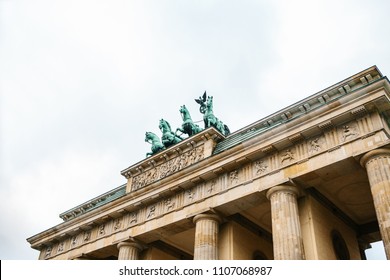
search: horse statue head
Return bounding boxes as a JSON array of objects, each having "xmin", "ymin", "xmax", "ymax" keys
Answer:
[
  {"xmin": 159, "ymin": 119, "xmax": 172, "ymax": 133},
  {"xmin": 206, "ymin": 95, "xmax": 213, "ymax": 113},
  {"xmin": 179, "ymin": 105, "xmax": 189, "ymax": 119}
]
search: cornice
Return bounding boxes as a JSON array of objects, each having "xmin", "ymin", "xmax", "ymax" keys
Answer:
[{"xmin": 59, "ymin": 184, "xmax": 126, "ymax": 222}]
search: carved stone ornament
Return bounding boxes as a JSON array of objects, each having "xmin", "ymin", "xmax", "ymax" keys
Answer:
[
  {"xmin": 147, "ymin": 205, "xmax": 156, "ymax": 219},
  {"xmin": 255, "ymin": 160, "xmax": 268, "ymax": 174},
  {"xmin": 187, "ymin": 188, "xmax": 196, "ymax": 201},
  {"xmin": 129, "ymin": 212, "xmax": 138, "ymax": 224},
  {"xmin": 164, "ymin": 198, "xmax": 175, "ymax": 212},
  {"xmin": 132, "ymin": 146, "xmax": 204, "ymax": 191},
  {"xmin": 309, "ymin": 137, "xmax": 322, "ymax": 153},
  {"xmin": 281, "ymin": 149, "xmax": 294, "ymax": 164},
  {"xmin": 208, "ymin": 180, "xmax": 216, "ymax": 193},
  {"xmin": 57, "ymin": 242, "xmax": 64, "ymax": 253},
  {"xmin": 45, "ymin": 246, "xmax": 52, "ymax": 258},
  {"xmin": 71, "ymin": 236, "xmax": 77, "ymax": 246},
  {"xmin": 114, "ymin": 218, "xmax": 122, "ymax": 231},
  {"xmin": 230, "ymin": 170, "xmax": 239, "ymax": 184},
  {"xmin": 229, "ymin": 170, "xmax": 238, "ymax": 184},
  {"xmin": 84, "ymin": 231, "xmax": 91, "ymax": 242},
  {"xmin": 98, "ymin": 224, "xmax": 105, "ymax": 236},
  {"xmin": 341, "ymin": 124, "xmax": 359, "ymax": 142}
]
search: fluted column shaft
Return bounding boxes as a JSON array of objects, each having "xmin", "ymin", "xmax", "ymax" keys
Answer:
[
  {"xmin": 266, "ymin": 185, "xmax": 305, "ymax": 260},
  {"xmin": 117, "ymin": 241, "xmax": 143, "ymax": 260},
  {"xmin": 360, "ymin": 149, "xmax": 390, "ymax": 260},
  {"xmin": 193, "ymin": 214, "xmax": 221, "ymax": 260}
]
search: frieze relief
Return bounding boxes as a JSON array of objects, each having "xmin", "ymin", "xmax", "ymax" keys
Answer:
[
  {"xmin": 45, "ymin": 246, "xmax": 52, "ymax": 259},
  {"xmin": 129, "ymin": 212, "xmax": 138, "ymax": 225},
  {"xmin": 207, "ymin": 179, "xmax": 217, "ymax": 194},
  {"xmin": 280, "ymin": 149, "xmax": 295, "ymax": 165},
  {"xmin": 185, "ymin": 188, "xmax": 197, "ymax": 204},
  {"xmin": 113, "ymin": 218, "xmax": 122, "ymax": 231},
  {"xmin": 98, "ymin": 224, "xmax": 105, "ymax": 236},
  {"xmin": 229, "ymin": 170, "xmax": 239, "ymax": 185},
  {"xmin": 58, "ymin": 242, "xmax": 64, "ymax": 253},
  {"xmin": 131, "ymin": 146, "xmax": 204, "ymax": 191},
  {"xmin": 147, "ymin": 205, "xmax": 157, "ymax": 219},
  {"xmin": 254, "ymin": 160, "xmax": 268, "ymax": 175},
  {"xmin": 339, "ymin": 121, "xmax": 359, "ymax": 142},
  {"xmin": 83, "ymin": 231, "xmax": 91, "ymax": 242},
  {"xmin": 164, "ymin": 197, "xmax": 176, "ymax": 212},
  {"xmin": 71, "ymin": 235, "xmax": 78, "ymax": 247},
  {"xmin": 308, "ymin": 137, "xmax": 321, "ymax": 153}
]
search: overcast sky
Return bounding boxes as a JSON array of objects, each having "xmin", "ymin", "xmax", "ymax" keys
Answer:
[{"xmin": 0, "ymin": 0, "xmax": 388, "ymax": 260}]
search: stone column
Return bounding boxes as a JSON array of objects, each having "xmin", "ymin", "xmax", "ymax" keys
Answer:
[
  {"xmin": 266, "ymin": 185, "xmax": 305, "ymax": 260},
  {"xmin": 360, "ymin": 148, "xmax": 390, "ymax": 260},
  {"xmin": 193, "ymin": 213, "xmax": 221, "ymax": 260},
  {"xmin": 117, "ymin": 241, "xmax": 143, "ymax": 260}
]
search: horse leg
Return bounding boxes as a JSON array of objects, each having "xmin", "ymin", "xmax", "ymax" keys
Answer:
[{"xmin": 176, "ymin": 128, "xmax": 184, "ymax": 135}]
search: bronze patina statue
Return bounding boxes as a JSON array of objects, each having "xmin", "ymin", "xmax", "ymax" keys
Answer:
[
  {"xmin": 144, "ymin": 91, "xmax": 229, "ymax": 157},
  {"xmin": 176, "ymin": 105, "xmax": 203, "ymax": 137},
  {"xmin": 145, "ymin": 131, "xmax": 165, "ymax": 157},
  {"xmin": 159, "ymin": 119, "xmax": 183, "ymax": 148},
  {"xmin": 195, "ymin": 91, "xmax": 230, "ymax": 136}
]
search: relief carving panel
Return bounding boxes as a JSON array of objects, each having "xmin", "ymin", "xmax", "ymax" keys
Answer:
[
  {"xmin": 254, "ymin": 160, "xmax": 268, "ymax": 175},
  {"xmin": 164, "ymin": 197, "xmax": 176, "ymax": 212},
  {"xmin": 280, "ymin": 149, "xmax": 295, "ymax": 165},
  {"xmin": 129, "ymin": 212, "xmax": 138, "ymax": 225},
  {"xmin": 308, "ymin": 136, "xmax": 326, "ymax": 155},
  {"xmin": 339, "ymin": 122, "xmax": 359, "ymax": 142},
  {"xmin": 113, "ymin": 218, "xmax": 122, "ymax": 231},
  {"xmin": 83, "ymin": 231, "xmax": 91, "ymax": 242},
  {"xmin": 131, "ymin": 146, "xmax": 204, "ymax": 191},
  {"xmin": 229, "ymin": 170, "xmax": 239, "ymax": 185}
]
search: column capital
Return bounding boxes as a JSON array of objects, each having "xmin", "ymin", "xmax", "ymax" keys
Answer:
[
  {"xmin": 117, "ymin": 240, "xmax": 144, "ymax": 251},
  {"xmin": 266, "ymin": 185, "xmax": 300, "ymax": 200},
  {"xmin": 360, "ymin": 148, "xmax": 390, "ymax": 167},
  {"xmin": 193, "ymin": 213, "xmax": 222, "ymax": 224}
]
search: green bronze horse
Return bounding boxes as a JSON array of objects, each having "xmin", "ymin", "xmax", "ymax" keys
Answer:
[
  {"xmin": 195, "ymin": 92, "xmax": 230, "ymax": 136},
  {"xmin": 159, "ymin": 119, "xmax": 183, "ymax": 148},
  {"xmin": 145, "ymin": 131, "xmax": 165, "ymax": 157},
  {"xmin": 176, "ymin": 105, "xmax": 203, "ymax": 137}
]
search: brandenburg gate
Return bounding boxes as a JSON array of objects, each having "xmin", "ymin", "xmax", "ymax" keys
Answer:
[{"xmin": 27, "ymin": 66, "xmax": 390, "ymax": 260}]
